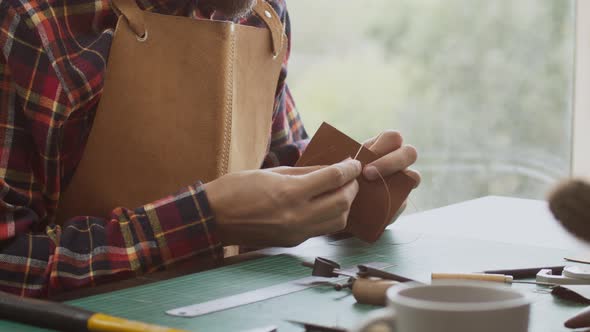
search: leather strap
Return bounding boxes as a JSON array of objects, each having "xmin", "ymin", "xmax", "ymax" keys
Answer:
[
  {"xmin": 110, "ymin": 0, "xmax": 283, "ymax": 56},
  {"xmin": 110, "ymin": 0, "xmax": 146, "ymax": 38},
  {"xmin": 252, "ymin": 0, "xmax": 284, "ymax": 57}
]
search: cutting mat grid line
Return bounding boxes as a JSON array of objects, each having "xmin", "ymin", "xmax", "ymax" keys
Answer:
[{"xmin": 1, "ymin": 231, "xmax": 584, "ymax": 332}]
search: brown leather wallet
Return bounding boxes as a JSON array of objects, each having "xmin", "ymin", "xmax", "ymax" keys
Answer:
[{"xmin": 296, "ymin": 122, "xmax": 416, "ymax": 243}]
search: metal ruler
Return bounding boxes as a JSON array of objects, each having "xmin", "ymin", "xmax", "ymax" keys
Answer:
[{"xmin": 166, "ymin": 262, "xmax": 392, "ymax": 318}]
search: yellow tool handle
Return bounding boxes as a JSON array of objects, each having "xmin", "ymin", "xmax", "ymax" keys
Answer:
[
  {"xmin": 88, "ymin": 313, "xmax": 188, "ymax": 332},
  {"xmin": 0, "ymin": 291, "xmax": 189, "ymax": 332},
  {"xmin": 431, "ymin": 273, "xmax": 514, "ymax": 283}
]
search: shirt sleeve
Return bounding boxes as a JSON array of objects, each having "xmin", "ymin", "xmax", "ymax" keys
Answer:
[
  {"xmin": 0, "ymin": 4, "xmax": 222, "ymax": 298},
  {"xmin": 263, "ymin": 3, "xmax": 309, "ymax": 168}
]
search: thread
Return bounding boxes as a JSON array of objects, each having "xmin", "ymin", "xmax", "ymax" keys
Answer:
[
  {"xmin": 299, "ymin": 142, "xmax": 420, "ymax": 226},
  {"xmin": 352, "ymin": 144, "xmax": 393, "ymax": 227}
]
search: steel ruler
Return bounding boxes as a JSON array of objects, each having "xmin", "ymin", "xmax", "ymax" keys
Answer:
[{"xmin": 166, "ymin": 262, "xmax": 392, "ymax": 318}]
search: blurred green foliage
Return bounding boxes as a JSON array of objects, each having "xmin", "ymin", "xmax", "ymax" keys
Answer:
[{"xmin": 286, "ymin": 0, "xmax": 574, "ymax": 210}]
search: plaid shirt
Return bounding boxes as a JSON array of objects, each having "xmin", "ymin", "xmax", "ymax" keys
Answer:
[{"xmin": 0, "ymin": 0, "xmax": 307, "ymax": 297}]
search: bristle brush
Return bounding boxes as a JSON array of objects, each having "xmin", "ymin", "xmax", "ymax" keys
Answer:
[{"xmin": 548, "ymin": 179, "xmax": 590, "ymax": 242}]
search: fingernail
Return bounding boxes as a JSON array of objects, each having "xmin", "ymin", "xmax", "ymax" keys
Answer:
[{"xmin": 364, "ymin": 166, "xmax": 378, "ymax": 181}]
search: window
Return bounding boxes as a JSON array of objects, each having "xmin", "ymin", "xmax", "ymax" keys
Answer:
[
  {"xmin": 574, "ymin": 1, "xmax": 590, "ymax": 177},
  {"xmin": 287, "ymin": 0, "xmax": 576, "ymax": 211}
]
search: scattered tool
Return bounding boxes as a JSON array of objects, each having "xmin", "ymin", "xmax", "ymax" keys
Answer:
[
  {"xmin": 0, "ymin": 291, "xmax": 186, "ymax": 332},
  {"xmin": 357, "ymin": 264, "xmax": 420, "ymax": 283},
  {"xmin": 167, "ymin": 261, "xmax": 392, "ymax": 317},
  {"xmin": 286, "ymin": 320, "xmax": 347, "ymax": 332},
  {"xmin": 432, "ymin": 273, "xmax": 555, "ymax": 286},
  {"xmin": 351, "ymin": 277, "xmax": 398, "ymax": 306},
  {"xmin": 537, "ymin": 266, "xmax": 590, "ymax": 285},
  {"xmin": 302, "ymin": 257, "xmax": 358, "ymax": 279},
  {"xmin": 241, "ymin": 325, "xmax": 278, "ymax": 332},
  {"xmin": 482, "ymin": 266, "xmax": 565, "ymax": 279},
  {"xmin": 302, "ymin": 257, "xmax": 409, "ymax": 306}
]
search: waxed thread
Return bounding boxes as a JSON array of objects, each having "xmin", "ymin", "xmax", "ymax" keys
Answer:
[
  {"xmin": 364, "ymin": 133, "xmax": 420, "ymax": 214},
  {"xmin": 300, "ymin": 142, "xmax": 419, "ymax": 223},
  {"xmin": 352, "ymin": 144, "xmax": 393, "ymax": 226}
]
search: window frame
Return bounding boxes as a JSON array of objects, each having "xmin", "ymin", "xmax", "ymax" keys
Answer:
[{"xmin": 573, "ymin": 0, "xmax": 590, "ymax": 177}]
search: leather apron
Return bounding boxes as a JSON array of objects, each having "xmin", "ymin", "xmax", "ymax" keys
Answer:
[{"xmin": 56, "ymin": 0, "xmax": 287, "ymax": 256}]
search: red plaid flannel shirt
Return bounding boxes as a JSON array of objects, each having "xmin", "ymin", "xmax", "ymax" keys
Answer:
[{"xmin": 0, "ymin": 0, "xmax": 307, "ymax": 297}]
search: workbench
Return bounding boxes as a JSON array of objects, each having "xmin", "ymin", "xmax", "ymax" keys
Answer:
[{"xmin": 1, "ymin": 196, "xmax": 588, "ymax": 331}]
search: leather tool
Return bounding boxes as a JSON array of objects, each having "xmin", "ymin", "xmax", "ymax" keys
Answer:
[
  {"xmin": 0, "ymin": 291, "xmax": 186, "ymax": 332},
  {"xmin": 167, "ymin": 261, "xmax": 392, "ymax": 317},
  {"xmin": 351, "ymin": 278, "xmax": 398, "ymax": 306},
  {"xmin": 357, "ymin": 264, "xmax": 420, "ymax": 283},
  {"xmin": 301, "ymin": 257, "xmax": 404, "ymax": 306},
  {"xmin": 432, "ymin": 273, "xmax": 555, "ymax": 286},
  {"xmin": 536, "ymin": 267, "xmax": 590, "ymax": 285},
  {"xmin": 301, "ymin": 257, "xmax": 359, "ymax": 279},
  {"xmin": 286, "ymin": 320, "xmax": 347, "ymax": 332},
  {"xmin": 482, "ymin": 266, "xmax": 565, "ymax": 279}
]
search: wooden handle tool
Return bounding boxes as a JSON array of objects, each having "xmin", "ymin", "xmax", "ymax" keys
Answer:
[
  {"xmin": 432, "ymin": 273, "xmax": 514, "ymax": 283},
  {"xmin": 432, "ymin": 273, "xmax": 555, "ymax": 286},
  {"xmin": 352, "ymin": 278, "xmax": 398, "ymax": 306},
  {"xmin": 0, "ymin": 291, "xmax": 188, "ymax": 332}
]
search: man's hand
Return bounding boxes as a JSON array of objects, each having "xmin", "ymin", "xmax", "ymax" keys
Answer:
[
  {"xmin": 363, "ymin": 130, "xmax": 420, "ymax": 224},
  {"xmin": 362, "ymin": 130, "xmax": 421, "ymax": 186},
  {"xmin": 204, "ymin": 159, "xmax": 361, "ymax": 248}
]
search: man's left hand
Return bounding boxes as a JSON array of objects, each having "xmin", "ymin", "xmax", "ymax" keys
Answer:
[{"xmin": 362, "ymin": 130, "xmax": 421, "ymax": 187}]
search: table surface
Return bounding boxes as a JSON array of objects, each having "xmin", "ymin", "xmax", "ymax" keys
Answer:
[{"xmin": 2, "ymin": 196, "xmax": 589, "ymax": 332}]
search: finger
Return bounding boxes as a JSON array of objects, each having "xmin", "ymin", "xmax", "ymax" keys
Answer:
[
  {"xmin": 363, "ymin": 130, "xmax": 403, "ymax": 157},
  {"xmin": 300, "ymin": 159, "xmax": 361, "ymax": 197},
  {"xmin": 363, "ymin": 145, "xmax": 418, "ymax": 181},
  {"xmin": 306, "ymin": 182, "xmax": 358, "ymax": 237},
  {"xmin": 403, "ymin": 169, "xmax": 422, "ymax": 188},
  {"xmin": 309, "ymin": 214, "xmax": 350, "ymax": 238},
  {"xmin": 306, "ymin": 179, "xmax": 359, "ymax": 221},
  {"xmin": 269, "ymin": 165, "xmax": 325, "ymax": 176}
]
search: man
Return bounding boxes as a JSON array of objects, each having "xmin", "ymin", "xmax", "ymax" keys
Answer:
[{"xmin": 0, "ymin": 0, "xmax": 419, "ymax": 297}]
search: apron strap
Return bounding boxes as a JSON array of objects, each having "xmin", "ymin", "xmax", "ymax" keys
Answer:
[
  {"xmin": 109, "ymin": 0, "xmax": 283, "ymax": 57},
  {"xmin": 110, "ymin": 0, "xmax": 146, "ymax": 39},
  {"xmin": 252, "ymin": 0, "xmax": 285, "ymax": 58}
]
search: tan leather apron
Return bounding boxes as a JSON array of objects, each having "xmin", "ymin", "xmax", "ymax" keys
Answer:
[{"xmin": 57, "ymin": 0, "xmax": 286, "ymax": 255}]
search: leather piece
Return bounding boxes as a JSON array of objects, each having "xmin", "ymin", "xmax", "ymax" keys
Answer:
[
  {"xmin": 110, "ymin": 0, "xmax": 145, "ymax": 38},
  {"xmin": 229, "ymin": 23, "xmax": 287, "ymax": 172},
  {"xmin": 57, "ymin": 1, "xmax": 285, "ymax": 222},
  {"xmin": 252, "ymin": 0, "xmax": 284, "ymax": 56},
  {"xmin": 295, "ymin": 122, "xmax": 417, "ymax": 243}
]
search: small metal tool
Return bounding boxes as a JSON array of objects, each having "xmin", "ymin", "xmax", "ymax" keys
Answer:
[
  {"xmin": 432, "ymin": 273, "xmax": 555, "ymax": 286},
  {"xmin": 286, "ymin": 320, "xmax": 347, "ymax": 332},
  {"xmin": 537, "ymin": 267, "xmax": 590, "ymax": 285},
  {"xmin": 482, "ymin": 266, "xmax": 565, "ymax": 279},
  {"xmin": 357, "ymin": 264, "xmax": 419, "ymax": 283},
  {"xmin": 167, "ymin": 261, "xmax": 391, "ymax": 318},
  {"xmin": 241, "ymin": 326, "xmax": 278, "ymax": 332},
  {"xmin": 301, "ymin": 257, "xmax": 358, "ymax": 279}
]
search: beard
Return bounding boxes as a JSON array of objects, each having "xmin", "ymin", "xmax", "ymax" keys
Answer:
[{"xmin": 200, "ymin": 0, "xmax": 257, "ymax": 18}]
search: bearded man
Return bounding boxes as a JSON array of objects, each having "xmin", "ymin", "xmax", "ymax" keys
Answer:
[{"xmin": 0, "ymin": 0, "xmax": 419, "ymax": 297}]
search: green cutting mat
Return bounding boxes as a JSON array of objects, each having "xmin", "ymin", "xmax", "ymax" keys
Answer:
[{"xmin": 0, "ymin": 230, "xmax": 585, "ymax": 332}]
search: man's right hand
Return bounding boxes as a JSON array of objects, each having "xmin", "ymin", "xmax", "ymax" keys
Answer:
[{"xmin": 204, "ymin": 159, "xmax": 361, "ymax": 248}]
